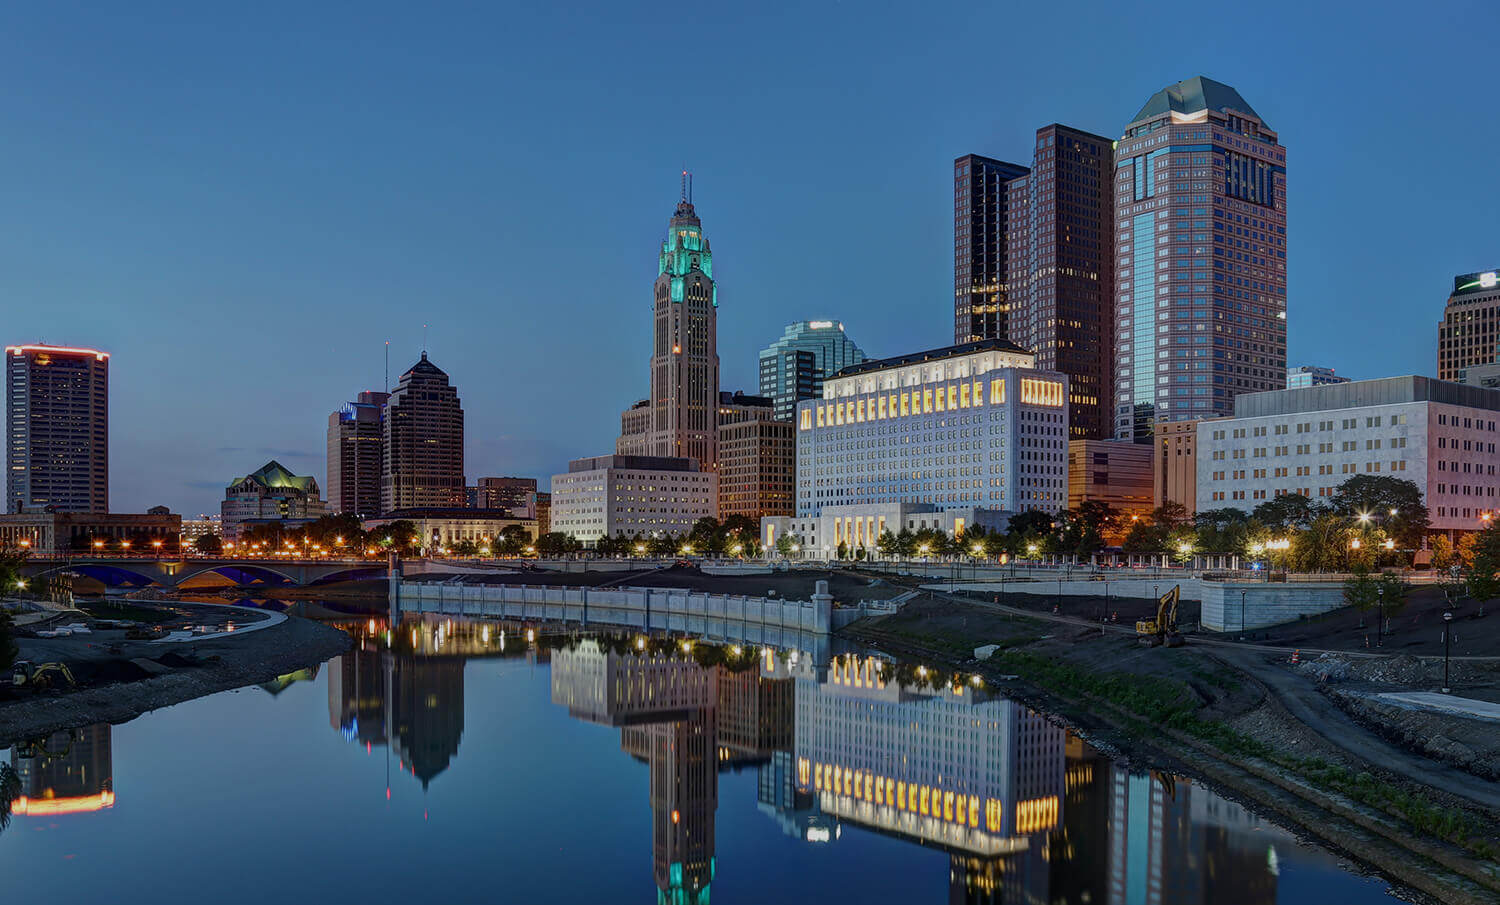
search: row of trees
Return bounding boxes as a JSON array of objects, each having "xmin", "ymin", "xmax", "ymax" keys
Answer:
[
  {"xmin": 590, "ymin": 516, "xmax": 763, "ymax": 558},
  {"xmin": 777, "ymin": 476, "xmax": 1432, "ymax": 568}
]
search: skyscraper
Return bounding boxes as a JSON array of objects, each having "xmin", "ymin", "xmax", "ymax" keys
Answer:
[
  {"xmin": 1006, "ymin": 124, "xmax": 1116, "ymax": 439},
  {"xmin": 1113, "ymin": 76, "xmax": 1287, "ymax": 442},
  {"xmin": 756, "ymin": 321, "xmax": 866, "ymax": 422},
  {"xmin": 6, "ymin": 344, "xmax": 109, "ymax": 513},
  {"xmin": 954, "ymin": 154, "xmax": 1030, "ymax": 344},
  {"xmin": 1437, "ymin": 268, "xmax": 1500, "ymax": 381},
  {"xmin": 382, "ymin": 353, "xmax": 464, "ymax": 513},
  {"xmin": 618, "ymin": 178, "xmax": 720, "ymax": 471},
  {"xmin": 326, "ymin": 390, "xmax": 388, "ymax": 517}
]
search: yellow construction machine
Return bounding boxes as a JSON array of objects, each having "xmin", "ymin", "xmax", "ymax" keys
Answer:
[
  {"xmin": 1136, "ymin": 586, "xmax": 1184, "ymax": 648},
  {"xmin": 12, "ymin": 661, "xmax": 78, "ymax": 691}
]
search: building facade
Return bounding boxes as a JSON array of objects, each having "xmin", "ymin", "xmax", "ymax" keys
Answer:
[
  {"xmin": 474, "ymin": 476, "xmax": 537, "ymax": 517},
  {"xmin": 757, "ymin": 321, "xmax": 867, "ymax": 422},
  {"xmin": 6, "ymin": 344, "xmax": 110, "ymax": 513},
  {"xmin": 327, "ymin": 390, "xmax": 388, "ymax": 517},
  {"xmin": 1437, "ymin": 268, "xmax": 1500, "ymax": 382},
  {"xmin": 954, "ymin": 154, "xmax": 1031, "ymax": 344},
  {"xmin": 1195, "ymin": 376, "xmax": 1500, "ymax": 532},
  {"xmin": 794, "ymin": 340, "xmax": 1069, "ymax": 518},
  {"xmin": 1005, "ymin": 124, "xmax": 1116, "ymax": 440},
  {"xmin": 618, "ymin": 185, "xmax": 720, "ymax": 470},
  {"xmin": 1113, "ymin": 77, "xmax": 1287, "ymax": 442},
  {"xmin": 363, "ymin": 508, "xmax": 536, "ymax": 552},
  {"xmin": 549, "ymin": 454, "xmax": 717, "ymax": 545},
  {"xmin": 762, "ymin": 502, "xmax": 1009, "ymax": 560},
  {"xmin": 1067, "ymin": 440, "xmax": 1153, "ymax": 526},
  {"xmin": 382, "ymin": 353, "xmax": 465, "ymax": 513},
  {"xmin": 1153, "ymin": 418, "xmax": 1200, "ymax": 513},
  {"xmin": 221, "ymin": 460, "xmax": 326, "ymax": 538},
  {"xmin": 0, "ymin": 511, "xmax": 181, "ymax": 555},
  {"xmin": 717, "ymin": 393, "xmax": 794, "ymax": 520},
  {"xmin": 1286, "ymin": 365, "xmax": 1349, "ymax": 389}
]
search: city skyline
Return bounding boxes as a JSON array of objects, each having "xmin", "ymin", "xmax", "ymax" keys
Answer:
[{"xmin": 2, "ymin": 4, "xmax": 1495, "ymax": 513}]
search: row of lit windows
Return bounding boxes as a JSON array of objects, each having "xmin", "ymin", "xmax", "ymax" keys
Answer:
[{"xmin": 800, "ymin": 378, "xmax": 1063, "ymax": 431}]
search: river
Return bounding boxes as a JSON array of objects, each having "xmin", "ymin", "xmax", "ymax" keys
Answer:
[{"xmin": 0, "ymin": 609, "xmax": 1402, "ymax": 904}]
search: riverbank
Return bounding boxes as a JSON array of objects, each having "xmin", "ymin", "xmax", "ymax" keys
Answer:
[
  {"xmin": 0, "ymin": 604, "xmax": 350, "ymax": 747},
  {"xmin": 842, "ymin": 592, "xmax": 1500, "ymax": 905}
]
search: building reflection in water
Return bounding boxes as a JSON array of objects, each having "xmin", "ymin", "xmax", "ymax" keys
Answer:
[
  {"xmin": 8, "ymin": 723, "xmax": 114, "ymax": 817},
  {"xmin": 325, "ymin": 616, "xmax": 469, "ymax": 791}
]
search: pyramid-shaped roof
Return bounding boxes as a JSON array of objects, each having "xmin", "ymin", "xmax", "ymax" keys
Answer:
[
  {"xmin": 401, "ymin": 351, "xmax": 447, "ymax": 380},
  {"xmin": 1131, "ymin": 76, "xmax": 1264, "ymax": 127},
  {"xmin": 232, "ymin": 460, "xmax": 318, "ymax": 492}
]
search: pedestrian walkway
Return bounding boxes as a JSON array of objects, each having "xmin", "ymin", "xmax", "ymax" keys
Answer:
[{"xmin": 1374, "ymin": 691, "xmax": 1500, "ymax": 724}]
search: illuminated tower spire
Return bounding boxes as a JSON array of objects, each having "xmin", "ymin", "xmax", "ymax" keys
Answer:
[{"xmin": 618, "ymin": 176, "xmax": 720, "ymax": 477}]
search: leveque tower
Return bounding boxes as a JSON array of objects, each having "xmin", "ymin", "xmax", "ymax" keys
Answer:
[{"xmin": 619, "ymin": 177, "xmax": 721, "ymax": 471}]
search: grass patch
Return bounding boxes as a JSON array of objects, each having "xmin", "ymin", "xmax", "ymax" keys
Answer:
[{"xmin": 79, "ymin": 601, "xmax": 175, "ymax": 624}]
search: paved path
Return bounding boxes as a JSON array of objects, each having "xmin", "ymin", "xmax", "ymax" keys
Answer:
[
  {"xmin": 151, "ymin": 607, "xmax": 285, "ymax": 644},
  {"xmin": 1373, "ymin": 691, "xmax": 1500, "ymax": 723}
]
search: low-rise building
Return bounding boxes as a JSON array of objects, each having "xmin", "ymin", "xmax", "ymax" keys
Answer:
[
  {"xmin": 221, "ymin": 461, "xmax": 326, "ymax": 539},
  {"xmin": 1067, "ymin": 440, "xmax": 1153, "ymax": 527},
  {"xmin": 181, "ymin": 515, "xmax": 222, "ymax": 546},
  {"xmin": 761, "ymin": 502, "xmax": 1009, "ymax": 559},
  {"xmin": 1286, "ymin": 366, "xmax": 1350, "ymax": 389},
  {"xmin": 717, "ymin": 391, "xmax": 794, "ymax": 521},
  {"xmin": 549, "ymin": 454, "xmax": 717, "ymax": 545},
  {"xmin": 794, "ymin": 340, "xmax": 1069, "ymax": 518},
  {"xmin": 363, "ymin": 508, "xmax": 536, "ymax": 553},
  {"xmin": 1196, "ymin": 375, "xmax": 1500, "ymax": 532},
  {"xmin": 1153, "ymin": 419, "xmax": 1200, "ymax": 513},
  {"xmin": 0, "ymin": 511, "xmax": 181, "ymax": 555}
]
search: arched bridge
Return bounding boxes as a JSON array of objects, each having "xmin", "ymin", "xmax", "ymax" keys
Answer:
[{"xmin": 19, "ymin": 556, "xmax": 392, "ymax": 589}]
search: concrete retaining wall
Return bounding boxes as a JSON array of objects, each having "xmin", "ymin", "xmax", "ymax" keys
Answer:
[
  {"xmin": 394, "ymin": 581, "xmax": 832, "ymax": 637},
  {"xmin": 931, "ymin": 578, "xmax": 1205, "ymax": 601},
  {"xmin": 1200, "ymin": 581, "xmax": 1346, "ymax": 632}
]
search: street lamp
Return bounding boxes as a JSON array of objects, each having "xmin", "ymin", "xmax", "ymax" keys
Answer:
[
  {"xmin": 1240, "ymin": 589, "xmax": 1247, "ymax": 639},
  {"xmin": 1376, "ymin": 585, "xmax": 1385, "ymax": 647},
  {"xmin": 1442, "ymin": 611, "xmax": 1454, "ymax": 694}
]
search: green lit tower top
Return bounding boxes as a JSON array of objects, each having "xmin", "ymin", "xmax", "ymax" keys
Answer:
[{"xmin": 619, "ymin": 173, "xmax": 721, "ymax": 471}]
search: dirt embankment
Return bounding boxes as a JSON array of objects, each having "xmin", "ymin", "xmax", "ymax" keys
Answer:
[
  {"xmin": 0, "ymin": 615, "xmax": 350, "ymax": 747},
  {"xmin": 843, "ymin": 595, "xmax": 1500, "ymax": 905}
]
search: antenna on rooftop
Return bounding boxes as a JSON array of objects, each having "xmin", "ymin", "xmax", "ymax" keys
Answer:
[
  {"xmin": 384, "ymin": 341, "xmax": 390, "ymax": 392},
  {"xmin": 423, "ymin": 324, "xmax": 429, "ymax": 357},
  {"xmin": 681, "ymin": 170, "xmax": 687, "ymax": 202}
]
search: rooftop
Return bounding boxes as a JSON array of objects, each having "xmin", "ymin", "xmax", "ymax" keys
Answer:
[
  {"xmin": 1231, "ymin": 375, "xmax": 1500, "ymax": 419},
  {"xmin": 1130, "ymin": 76, "xmax": 1264, "ymax": 126},
  {"xmin": 231, "ymin": 460, "xmax": 319, "ymax": 493},
  {"xmin": 566, "ymin": 454, "xmax": 701, "ymax": 474},
  {"xmin": 830, "ymin": 338, "xmax": 1034, "ymax": 379}
]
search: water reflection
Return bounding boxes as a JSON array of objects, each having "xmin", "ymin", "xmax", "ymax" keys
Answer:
[{"xmin": 7, "ymin": 724, "xmax": 115, "ymax": 818}]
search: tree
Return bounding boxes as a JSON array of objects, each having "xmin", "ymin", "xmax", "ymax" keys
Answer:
[
  {"xmin": 1251, "ymin": 494, "xmax": 1320, "ymax": 531},
  {"xmin": 835, "ymin": 541, "xmax": 849, "ymax": 561},
  {"xmin": 1342, "ymin": 567, "xmax": 1380, "ymax": 612},
  {"xmin": 1074, "ymin": 500, "xmax": 1119, "ymax": 535},
  {"xmin": 0, "ymin": 762, "xmax": 20, "ymax": 836},
  {"xmin": 0, "ymin": 606, "xmax": 17, "ymax": 672},
  {"xmin": 194, "ymin": 532, "xmax": 223, "ymax": 555},
  {"xmin": 1195, "ymin": 508, "xmax": 1251, "ymax": 554},
  {"xmin": 535, "ymin": 532, "xmax": 580, "ymax": 557},
  {"xmin": 1431, "ymin": 535, "xmax": 1457, "ymax": 573},
  {"xmin": 1328, "ymin": 475, "xmax": 1429, "ymax": 548},
  {"xmin": 688, "ymin": 517, "xmax": 724, "ymax": 555},
  {"xmin": 774, "ymin": 533, "xmax": 801, "ymax": 557},
  {"xmin": 876, "ymin": 530, "xmax": 898, "ymax": 561},
  {"xmin": 1466, "ymin": 552, "xmax": 1500, "ymax": 617},
  {"xmin": 1151, "ymin": 501, "xmax": 1193, "ymax": 530}
]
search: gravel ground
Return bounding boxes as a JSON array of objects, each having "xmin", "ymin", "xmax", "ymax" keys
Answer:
[{"xmin": 0, "ymin": 611, "xmax": 350, "ymax": 747}]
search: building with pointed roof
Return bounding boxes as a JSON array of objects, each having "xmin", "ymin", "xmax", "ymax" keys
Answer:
[
  {"xmin": 618, "ymin": 180, "xmax": 721, "ymax": 477},
  {"xmin": 382, "ymin": 352, "xmax": 465, "ymax": 514},
  {"xmin": 220, "ymin": 460, "xmax": 326, "ymax": 538}
]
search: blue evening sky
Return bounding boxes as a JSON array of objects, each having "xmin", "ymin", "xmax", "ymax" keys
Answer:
[{"xmin": 2, "ymin": 1, "xmax": 1496, "ymax": 513}]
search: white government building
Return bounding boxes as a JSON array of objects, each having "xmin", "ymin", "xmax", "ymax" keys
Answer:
[
  {"xmin": 1196, "ymin": 375, "xmax": 1500, "ymax": 533},
  {"xmin": 762, "ymin": 340, "xmax": 1069, "ymax": 557},
  {"xmin": 549, "ymin": 454, "xmax": 717, "ymax": 545}
]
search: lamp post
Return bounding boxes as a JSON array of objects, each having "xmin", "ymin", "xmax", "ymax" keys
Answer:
[
  {"xmin": 1240, "ymin": 589, "xmax": 1247, "ymax": 639},
  {"xmin": 1442, "ymin": 611, "xmax": 1454, "ymax": 694},
  {"xmin": 1376, "ymin": 585, "xmax": 1384, "ymax": 648}
]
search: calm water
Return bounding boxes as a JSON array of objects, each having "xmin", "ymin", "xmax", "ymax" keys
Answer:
[{"xmin": 1, "ymin": 612, "xmax": 1399, "ymax": 904}]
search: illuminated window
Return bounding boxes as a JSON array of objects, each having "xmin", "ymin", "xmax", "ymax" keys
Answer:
[
  {"xmin": 948, "ymin": 385, "xmax": 958, "ymax": 410},
  {"xmin": 991, "ymin": 379, "xmax": 1006, "ymax": 404},
  {"xmin": 960, "ymin": 383, "xmax": 971, "ymax": 408}
]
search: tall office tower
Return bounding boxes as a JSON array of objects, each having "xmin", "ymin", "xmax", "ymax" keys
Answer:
[
  {"xmin": 6, "ymin": 344, "xmax": 110, "ymax": 513},
  {"xmin": 1437, "ymin": 268, "xmax": 1500, "ymax": 381},
  {"xmin": 618, "ymin": 178, "xmax": 720, "ymax": 471},
  {"xmin": 1006, "ymin": 124, "xmax": 1116, "ymax": 439},
  {"xmin": 954, "ymin": 154, "xmax": 1031, "ymax": 344},
  {"xmin": 716, "ymin": 391, "xmax": 795, "ymax": 520},
  {"xmin": 381, "ymin": 353, "xmax": 465, "ymax": 514},
  {"xmin": 757, "ymin": 321, "xmax": 867, "ymax": 421},
  {"xmin": 1113, "ymin": 77, "xmax": 1287, "ymax": 443},
  {"xmin": 474, "ymin": 476, "xmax": 538, "ymax": 516},
  {"xmin": 326, "ymin": 390, "xmax": 388, "ymax": 517}
]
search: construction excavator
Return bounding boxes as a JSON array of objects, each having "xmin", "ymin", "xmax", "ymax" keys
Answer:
[
  {"xmin": 1136, "ymin": 585, "xmax": 1185, "ymax": 648},
  {"xmin": 12, "ymin": 661, "xmax": 78, "ymax": 691}
]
